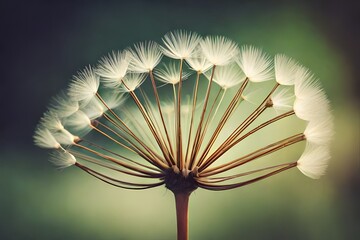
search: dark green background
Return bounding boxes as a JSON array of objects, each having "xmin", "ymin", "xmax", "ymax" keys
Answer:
[{"xmin": 1, "ymin": 0, "xmax": 359, "ymax": 239}]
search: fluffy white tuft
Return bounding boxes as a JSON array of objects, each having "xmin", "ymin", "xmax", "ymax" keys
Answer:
[
  {"xmin": 68, "ymin": 66, "xmax": 100, "ymax": 103},
  {"xmin": 304, "ymin": 116, "xmax": 334, "ymax": 145},
  {"xmin": 271, "ymin": 88, "xmax": 294, "ymax": 112},
  {"xmin": 48, "ymin": 91, "xmax": 79, "ymax": 118},
  {"xmin": 33, "ymin": 127, "xmax": 61, "ymax": 149},
  {"xmin": 155, "ymin": 61, "xmax": 191, "ymax": 85},
  {"xmin": 65, "ymin": 110, "xmax": 92, "ymax": 131},
  {"xmin": 103, "ymin": 92, "xmax": 127, "ymax": 110},
  {"xmin": 96, "ymin": 50, "xmax": 130, "ymax": 88},
  {"xmin": 293, "ymin": 90, "xmax": 331, "ymax": 121},
  {"xmin": 49, "ymin": 151, "xmax": 76, "ymax": 169},
  {"xmin": 236, "ymin": 45, "xmax": 273, "ymax": 82},
  {"xmin": 81, "ymin": 98, "xmax": 105, "ymax": 120},
  {"xmin": 52, "ymin": 128, "xmax": 78, "ymax": 145},
  {"xmin": 40, "ymin": 111, "xmax": 65, "ymax": 131},
  {"xmin": 200, "ymin": 36, "xmax": 239, "ymax": 66},
  {"xmin": 294, "ymin": 67, "xmax": 320, "ymax": 99},
  {"xmin": 120, "ymin": 73, "xmax": 147, "ymax": 92},
  {"xmin": 161, "ymin": 30, "xmax": 202, "ymax": 59},
  {"xmin": 293, "ymin": 67, "xmax": 331, "ymax": 121},
  {"xmin": 297, "ymin": 143, "xmax": 330, "ymax": 179},
  {"xmin": 206, "ymin": 64, "xmax": 245, "ymax": 89},
  {"xmin": 274, "ymin": 54, "xmax": 299, "ymax": 85},
  {"xmin": 128, "ymin": 41, "xmax": 162, "ymax": 73},
  {"xmin": 185, "ymin": 51, "xmax": 212, "ymax": 73}
]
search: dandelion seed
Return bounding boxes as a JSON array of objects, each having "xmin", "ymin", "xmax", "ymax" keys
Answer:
[
  {"xmin": 68, "ymin": 66, "xmax": 100, "ymax": 103},
  {"xmin": 50, "ymin": 151, "xmax": 77, "ymax": 169},
  {"xmin": 34, "ymin": 31, "xmax": 334, "ymax": 240},
  {"xmin": 304, "ymin": 115, "xmax": 334, "ymax": 145},
  {"xmin": 161, "ymin": 30, "xmax": 202, "ymax": 59},
  {"xmin": 33, "ymin": 127, "xmax": 61, "ymax": 149},
  {"xmin": 236, "ymin": 45, "xmax": 273, "ymax": 82},
  {"xmin": 274, "ymin": 54, "xmax": 299, "ymax": 85},
  {"xmin": 96, "ymin": 50, "xmax": 130, "ymax": 88},
  {"xmin": 205, "ymin": 64, "xmax": 245, "ymax": 89},
  {"xmin": 48, "ymin": 91, "xmax": 79, "ymax": 118},
  {"xmin": 185, "ymin": 48, "xmax": 212, "ymax": 73},
  {"xmin": 297, "ymin": 143, "xmax": 330, "ymax": 179},
  {"xmin": 155, "ymin": 61, "xmax": 191, "ymax": 85},
  {"xmin": 128, "ymin": 41, "xmax": 162, "ymax": 73},
  {"xmin": 271, "ymin": 88, "xmax": 294, "ymax": 113},
  {"xmin": 200, "ymin": 36, "xmax": 239, "ymax": 66},
  {"xmin": 120, "ymin": 73, "xmax": 147, "ymax": 92}
]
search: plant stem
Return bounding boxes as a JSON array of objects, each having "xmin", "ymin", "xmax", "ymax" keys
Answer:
[{"xmin": 174, "ymin": 191, "xmax": 191, "ymax": 240}]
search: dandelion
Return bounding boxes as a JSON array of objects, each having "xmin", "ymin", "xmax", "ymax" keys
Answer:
[{"xmin": 34, "ymin": 31, "xmax": 334, "ymax": 240}]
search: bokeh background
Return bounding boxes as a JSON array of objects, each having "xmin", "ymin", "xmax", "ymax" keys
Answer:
[{"xmin": 1, "ymin": 0, "xmax": 359, "ymax": 239}]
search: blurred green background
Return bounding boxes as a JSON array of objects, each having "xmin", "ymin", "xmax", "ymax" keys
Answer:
[{"xmin": 1, "ymin": 0, "xmax": 359, "ymax": 239}]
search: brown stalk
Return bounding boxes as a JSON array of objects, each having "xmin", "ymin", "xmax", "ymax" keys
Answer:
[
  {"xmin": 200, "ymin": 133, "xmax": 304, "ymax": 176},
  {"xmin": 197, "ymin": 162, "xmax": 297, "ymax": 191},
  {"xmin": 189, "ymin": 65, "xmax": 216, "ymax": 168},
  {"xmin": 184, "ymin": 71, "xmax": 201, "ymax": 166},
  {"xmin": 76, "ymin": 162, "xmax": 165, "ymax": 190},
  {"xmin": 194, "ymin": 78, "xmax": 249, "ymax": 168}
]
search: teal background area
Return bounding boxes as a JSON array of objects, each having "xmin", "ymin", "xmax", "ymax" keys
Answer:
[{"xmin": 1, "ymin": 0, "xmax": 359, "ymax": 239}]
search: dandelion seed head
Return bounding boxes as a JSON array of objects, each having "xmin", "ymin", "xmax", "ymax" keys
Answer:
[{"xmin": 35, "ymin": 31, "xmax": 334, "ymax": 198}]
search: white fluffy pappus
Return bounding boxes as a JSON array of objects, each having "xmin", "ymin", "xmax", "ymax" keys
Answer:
[
  {"xmin": 185, "ymin": 51, "xmax": 213, "ymax": 73},
  {"xmin": 297, "ymin": 143, "xmax": 330, "ymax": 179},
  {"xmin": 293, "ymin": 91, "xmax": 331, "ymax": 121},
  {"xmin": 155, "ymin": 61, "xmax": 191, "ymax": 85},
  {"xmin": 119, "ymin": 73, "xmax": 147, "ymax": 92},
  {"xmin": 205, "ymin": 64, "xmax": 245, "ymax": 89},
  {"xmin": 48, "ymin": 91, "xmax": 79, "ymax": 118},
  {"xmin": 200, "ymin": 36, "xmax": 239, "ymax": 66},
  {"xmin": 68, "ymin": 66, "xmax": 100, "ymax": 103},
  {"xmin": 236, "ymin": 45, "xmax": 273, "ymax": 82},
  {"xmin": 64, "ymin": 110, "xmax": 92, "ymax": 131},
  {"xmin": 274, "ymin": 54, "xmax": 299, "ymax": 85},
  {"xmin": 270, "ymin": 88, "xmax": 294, "ymax": 113},
  {"xmin": 40, "ymin": 111, "xmax": 65, "ymax": 132},
  {"xmin": 96, "ymin": 50, "xmax": 130, "ymax": 88},
  {"xmin": 49, "ymin": 151, "xmax": 76, "ymax": 169},
  {"xmin": 128, "ymin": 41, "xmax": 162, "ymax": 73},
  {"xmin": 161, "ymin": 30, "xmax": 202, "ymax": 59},
  {"xmin": 304, "ymin": 115, "xmax": 334, "ymax": 145},
  {"xmin": 52, "ymin": 128, "xmax": 78, "ymax": 145},
  {"xmin": 33, "ymin": 127, "xmax": 61, "ymax": 149}
]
